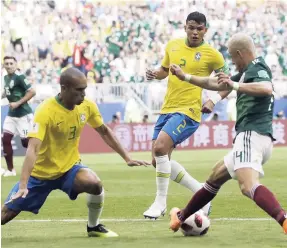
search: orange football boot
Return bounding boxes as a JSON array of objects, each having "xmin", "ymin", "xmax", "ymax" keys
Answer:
[{"xmin": 169, "ymin": 207, "xmax": 182, "ymax": 232}]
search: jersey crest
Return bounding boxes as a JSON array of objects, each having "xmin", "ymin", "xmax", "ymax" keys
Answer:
[
  {"xmin": 80, "ymin": 113, "xmax": 86, "ymax": 123},
  {"xmin": 194, "ymin": 52, "xmax": 201, "ymax": 61}
]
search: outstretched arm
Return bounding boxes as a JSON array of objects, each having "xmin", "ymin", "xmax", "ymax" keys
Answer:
[
  {"xmin": 95, "ymin": 124, "xmax": 150, "ymax": 167},
  {"xmin": 146, "ymin": 66, "xmax": 169, "ymax": 81},
  {"xmin": 217, "ymin": 72, "xmax": 273, "ymax": 96},
  {"xmin": 169, "ymin": 64, "xmax": 227, "ymax": 91}
]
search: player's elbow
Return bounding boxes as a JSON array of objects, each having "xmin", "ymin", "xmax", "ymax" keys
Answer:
[
  {"xmin": 264, "ymin": 85, "xmax": 273, "ymax": 96},
  {"xmin": 30, "ymin": 88, "xmax": 36, "ymax": 97},
  {"xmin": 261, "ymin": 83, "xmax": 273, "ymax": 96}
]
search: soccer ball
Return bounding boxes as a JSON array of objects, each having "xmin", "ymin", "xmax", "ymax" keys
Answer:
[{"xmin": 180, "ymin": 209, "xmax": 210, "ymax": 236}]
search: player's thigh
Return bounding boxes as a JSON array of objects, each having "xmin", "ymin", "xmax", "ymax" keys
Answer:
[
  {"xmin": 161, "ymin": 113, "xmax": 199, "ymax": 147},
  {"xmin": 61, "ymin": 164, "xmax": 102, "ymax": 198},
  {"xmin": 152, "ymin": 114, "xmax": 170, "ymax": 142},
  {"xmin": 16, "ymin": 114, "xmax": 34, "ymax": 138},
  {"xmin": 152, "ymin": 114, "xmax": 175, "ymax": 155},
  {"xmin": 3, "ymin": 116, "xmax": 17, "ymax": 135},
  {"xmin": 4, "ymin": 177, "xmax": 52, "ymax": 215}
]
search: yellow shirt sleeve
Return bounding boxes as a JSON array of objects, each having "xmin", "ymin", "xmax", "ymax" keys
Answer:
[
  {"xmin": 28, "ymin": 106, "xmax": 49, "ymax": 141},
  {"xmin": 161, "ymin": 43, "xmax": 170, "ymax": 69},
  {"xmin": 87, "ymin": 100, "xmax": 104, "ymax": 128}
]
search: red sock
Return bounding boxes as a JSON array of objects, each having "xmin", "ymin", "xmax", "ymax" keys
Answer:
[
  {"xmin": 178, "ymin": 181, "xmax": 220, "ymax": 222},
  {"xmin": 252, "ymin": 184, "xmax": 286, "ymax": 226},
  {"xmin": 2, "ymin": 133, "xmax": 14, "ymax": 171}
]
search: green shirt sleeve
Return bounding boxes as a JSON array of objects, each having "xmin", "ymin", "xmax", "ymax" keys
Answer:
[
  {"xmin": 245, "ymin": 64, "xmax": 272, "ymax": 83},
  {"xmin": 17, "ymin": 74, "xmax": 32, "ymax": 92}
]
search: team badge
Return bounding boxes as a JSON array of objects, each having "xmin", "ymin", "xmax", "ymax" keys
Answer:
[
  {"xmin": 194, "ymin": 52, "xmax": 201, "ymax": 61},
  {"xmin": 9, "ymin": 80, "xmax": 14, "ymax": 88},
  {"xmin": 80, "ymin": 113, "xmax": 86, "ymax": 123}
]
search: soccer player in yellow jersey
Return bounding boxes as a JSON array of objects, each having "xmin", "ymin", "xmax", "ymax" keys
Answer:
[
  {"xmin": 1, "ymin": 68, "xmax": 149, "ymax": 237},
  {"xmin": 143, "ymin": 12, "xmax": 230, "ymax": 219}
]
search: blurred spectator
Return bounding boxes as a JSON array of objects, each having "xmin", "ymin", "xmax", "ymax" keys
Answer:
[
  {"xmin": 142, "ymin": 114, "xmax": 149, "ymax": 123},
  {"xmin": 275, "ymin": 111, "xmax": 285, "ymax": 120},
  {"xmin": 1, "ymin": 0, "xmax": 286, "ymax": 95},
  {"xmin": 109, "ymin": 112, "xmax": 122, "ymax": 124}
]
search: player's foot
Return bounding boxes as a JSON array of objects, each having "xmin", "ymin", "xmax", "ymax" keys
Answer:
[
  {"xmin": 1, "ymin": 168, "xmax": 6, "ymax": 176},
  {"xmin": 169, "ymin": 207, "xmax": 182, "ymax": 232},
  {"xmin": 143, "ymin": 202, "xmax": 166, "ymax": 220},
  {"xmin": 283, "ymin": 218, "xmax": 287, "ymax": 234},
  {"xmin": 87, "ymin": 224, "xmax": 118, "ymax": 237},
  {"xmin": 3, "ymin": 169, "xmax": 16, "ymax": 177}
]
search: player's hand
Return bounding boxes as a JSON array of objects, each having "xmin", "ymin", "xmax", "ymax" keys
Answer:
[
  {"xmin": 127, "ymin": 159, "xmax": 151, "ymax": 167},
  {"xmin": 216, "ymin": 72, "xmax": 233, "ymax": 90},
  {"xmin": 146, "ymin": 69, "xmax": 158, "ymax": 81},
  {"xmin": 170, "ymin": 64, "xmax": 185, "ymax": 81},
  {"xmin": 9, "ymin": 102, "xmax": 21, "ymax": 110},
  {"xmin": 201, "ymin": 100, "xmax": 215, "ymax": 114},
  {"xmin": 6, "ymin": 188, "xmax": 29, "ymax": 204}
]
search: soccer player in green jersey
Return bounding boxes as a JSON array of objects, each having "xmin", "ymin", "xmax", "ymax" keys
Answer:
[
  {"xmin": 2, "ymin": 56, "xmax": 36, "ymax": 177},
  {"xmin": 169, "ymin": 33, "xmax": 287, "ymax": 234}
]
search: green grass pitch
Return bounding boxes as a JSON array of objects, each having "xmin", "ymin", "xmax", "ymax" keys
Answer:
[{"xmin": 1, "ymin": 148, "xmax": 286, "ymax": 248}]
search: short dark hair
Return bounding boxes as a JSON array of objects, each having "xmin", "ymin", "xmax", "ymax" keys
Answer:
[
  {"xmin": 3, "ymin": 56, "xmax": 17, "ymax": 62},
  {"xmin": 186, "ymin": 12, "xmax": 207, "ymax": 26}
]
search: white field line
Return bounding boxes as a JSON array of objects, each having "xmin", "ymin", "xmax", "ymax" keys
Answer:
[{"xmin": 13, "ymin": 218, "xmax": 272, "ymax": 223}]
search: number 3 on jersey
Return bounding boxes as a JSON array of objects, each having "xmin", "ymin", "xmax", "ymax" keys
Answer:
[{"xmin": 68, "ymin": 126, "xmax": 76, "ymax": 140}]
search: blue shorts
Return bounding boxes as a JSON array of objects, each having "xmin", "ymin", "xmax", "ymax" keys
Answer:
[
  {"xmin": 5, "ymin": 164, "xmax": 87, "ymax": 214},
  {"xmin": 152, "ymin": 113, "xmax": 200, "ymax": 146}
]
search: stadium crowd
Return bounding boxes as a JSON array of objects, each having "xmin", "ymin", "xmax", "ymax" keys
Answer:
[{"xmin": 1, "ymin": 0, "xmax": 287, "ymax": 109}]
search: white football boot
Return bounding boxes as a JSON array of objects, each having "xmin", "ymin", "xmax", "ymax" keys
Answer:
[
  {"xmin": 143, "ymin": 202, "xmax": 167, "ymax": 220},
  {"xmin": 3, "ymin": 169, "xmax": 16, "ymax": 177},
  {"xmin": 1, "ymin": 168, "xmax": 6, "ymax": 176}
]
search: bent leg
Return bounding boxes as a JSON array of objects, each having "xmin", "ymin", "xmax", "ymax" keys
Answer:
[
  {"xmin": 236, "ymin": 168, "xmax": 286, "ymax": 227},
  {"xmin": 62, "ymin": 165, "xmax": 117, "ymax": 237},
  {"xmin": 2, "ymin": 178, "xmax": 52, "ymax": 225},
  {"xmin": 179, "ymin": 159, "xmax": 231, "ymax": 221}
]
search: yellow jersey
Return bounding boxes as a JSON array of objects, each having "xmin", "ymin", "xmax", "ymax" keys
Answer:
[
  {"xmin": 161, "ymin": 38, "xmax": 228, "ymax": 122},
  {"xmin": 28, "ymin": 96, "xmax": 104, "ymax": 180}
]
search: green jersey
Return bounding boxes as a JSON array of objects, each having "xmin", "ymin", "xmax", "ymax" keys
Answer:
[
  {"xmin": 3, "ymin": 71, "xmax": 33, "ymax": 117},
  {"xmin": 231, "ymin": 57, "xmax": 274, "ymax": 138}
]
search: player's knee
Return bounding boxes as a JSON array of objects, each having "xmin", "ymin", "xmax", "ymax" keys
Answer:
[
  {"xmin": 208, "ymin": 161, "xmax": 230, "ymax": 187},
  {"xmin": 89, "ymin": 180, "xmax": 103, "ymax": 195},
  {"xmin": 154, "ymin": 140, "xmax": 169, "ymax": 156},
  {"xmin": 239, "ymin": 183, "xmax": 252, "ymax": 198},
  {"xmin": 2, "ymin": 133, "xmax": 13, "ymax": 146},
  {"xmin": 21, "ymin": 138, "xmax": 29, "ymax": 148}
]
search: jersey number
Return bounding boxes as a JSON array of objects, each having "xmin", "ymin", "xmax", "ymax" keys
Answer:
[
  {"xmin": 68, "ymin": 126, "xmax": 77, "ymax": 140},
  {"xmin": 5, "ymin": 87, "xmax": 11, "ymax": 96},
  {"xmin": 268, "ymin": 96, "xmax": 274, "ymax": 111},
  {"xmin": 234, "ymin": 151, "xmax": 243, "ymax": 163},
  {"xmin": 179, "ymin": 59, "xmax": 186, "ymax": 68}
]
